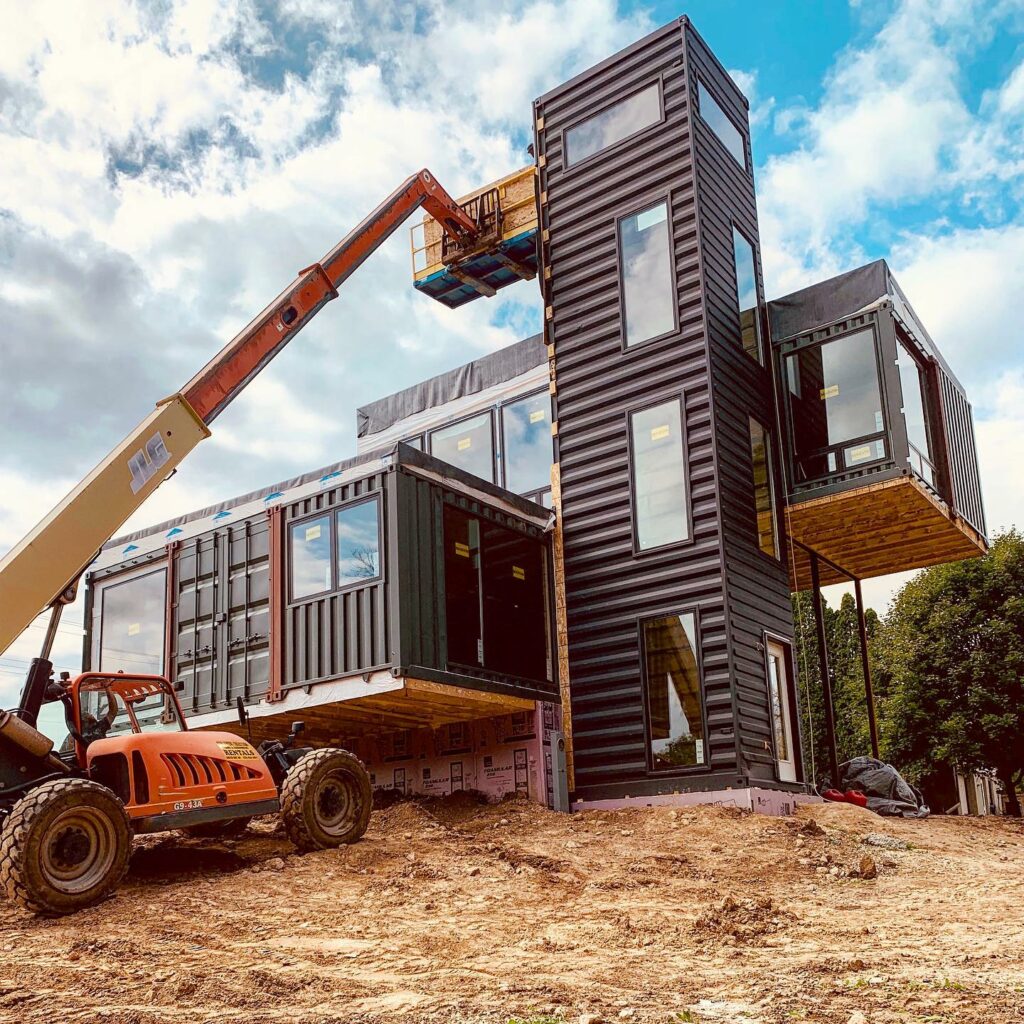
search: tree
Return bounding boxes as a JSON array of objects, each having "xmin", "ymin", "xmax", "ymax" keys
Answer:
[{"xmin": 879, "ymin": 530, "xmax": 1024, "ymax": 817}]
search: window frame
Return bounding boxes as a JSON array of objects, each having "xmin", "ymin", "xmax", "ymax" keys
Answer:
[
  {"xmin": 615, "ymin": 193, "xmax": 680, "ymax": 353},
  {"xmin": 761, "ymin": 631, "xmax": 801, "ymax": 783},
  {"xmin": 638, "ymin": 605, "xmax": 709, "ymax": 774},
  {"xmin": 498, "ymin": 386, "xmax": 553, "ymax": 496},
  {"xmin": 730, "ymin": 221, "xmax": 763, "ymax": 365},
  {"xmin": 748, "ymin": 416, "xmax": 781, "ymax": 562},
  {"xmin": 560, "ymin": 76, "xmax": 666, "ymax": 172},
  {"xmin": 625, "ymin": 393, "xmax": 693, "ymax": 557},
  {"xmin": 97, "ymin": 564, "xmax": 169, "ymax": 677},
  {"xmin": 893, "ymin": 334, "xmax": 938, "ymax": 490},
  {"xmin": 695, "ymin": 78, "xmax": 749, "ymax": 172},
  {"xmin": 427, "ymin": 409, "xmax": 498, "ymax": 484},
  {"xmin": 287, "ymin": 493, "xmax": 385, "ymax": 605}
]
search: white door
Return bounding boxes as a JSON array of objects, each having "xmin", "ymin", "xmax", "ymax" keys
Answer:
[{"xmin": 767, "ymin": 641, "xmax": 797, "ymax": 783}]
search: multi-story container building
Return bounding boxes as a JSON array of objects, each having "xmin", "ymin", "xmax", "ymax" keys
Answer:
[{"xmin": 82, "ymin": 16, "xmax": 986, "ymax": 812}]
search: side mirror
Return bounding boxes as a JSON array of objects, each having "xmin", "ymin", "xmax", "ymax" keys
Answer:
[
  {"xmin": 290, "ymin": 721, "xmax": 305, "ymax": 736},
  {"xmin": 236, "ymin": 697, "xmax": 249, "ymax": 727}
]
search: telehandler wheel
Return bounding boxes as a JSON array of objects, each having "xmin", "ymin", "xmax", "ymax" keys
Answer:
[
  {"xmin": 183, "ymin": 816, "xmax": 252, "ymax": 839},
  {"xmin": 280, "ymin": 748, "xmax": 371, "ymax": 852},
  {"xmin": 0, "ymin": 778, "xmax": 132, "ymax": 917}
]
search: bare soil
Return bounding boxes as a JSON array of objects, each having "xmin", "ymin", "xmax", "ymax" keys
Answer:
[{"xmin": 1, "ymin": 797, "xmax": 1021, "ymax": 1024}]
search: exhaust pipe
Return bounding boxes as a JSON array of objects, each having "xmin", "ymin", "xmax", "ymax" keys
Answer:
[{"xmin": 0, "ymin": 709, "xmax": 56, "ymax": 759}]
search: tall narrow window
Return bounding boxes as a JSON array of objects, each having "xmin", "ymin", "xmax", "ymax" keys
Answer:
[
  {"xmin": 501, "ymin": 391, "xmax": 553, "ymax": 494},
  {"xmin": 748, "ymin": 418, "xmax": 779, "ymax": 559},
  {"xmin": 429, "ymin": 412, "xmax": 495, "ymax": 482},
  {"xmin": 629, "ymin": 400, "xmax": 689, "ymax": 550},
  {"xmin": 100, "ymin": 570, "xmax": 167, "ymax": 675},
  {"xmin": 619, "ymin": 201, "xmax": 675, "ymax": 348},
  {"xmin": 697, "ymin": 81, "xmax": 747, "ymax": 168},
  {"xmin": 336, "ymin": 498, "xmax": 381, "ymax": 584},
  {"xmin": 732, "ymin": 226, "xmax": 761, "ymax": 362},
  {"xmin": 643, "ymin": 612, "xmax": 705, "ymax": 769},
  {"xmin": 290, "ymin": 515, "xmax": 332, "ymax": 600},
  {"xmin": 565, "ymin": 82, "xmax": 661, "ymax": 166},
  {"xmin": 895, "ymin": 340, "xmax": 934, "ymax": 486}
]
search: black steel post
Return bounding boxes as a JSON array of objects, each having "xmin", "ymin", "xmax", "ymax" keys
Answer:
[
  {"xmin": 854, "ymin": 578, "xmax": 880, "ymax": 760},
  {"xmin": 809, "ymin": 552, "xmax": 840, "ymax": 787}
]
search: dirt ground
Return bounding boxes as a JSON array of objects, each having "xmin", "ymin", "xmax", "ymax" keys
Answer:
[{"xmin": 0, "ymin": 797, "xmax": 1021, "ymax": 1024}]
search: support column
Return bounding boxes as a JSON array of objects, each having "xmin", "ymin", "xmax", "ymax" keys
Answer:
[
  {"xmin": 809, "ymin": 552, "xmax": 840, "ymax": 787},
  {"xmin": 854, "ymin": 578, "xmax": 880, "ymax": 760}
]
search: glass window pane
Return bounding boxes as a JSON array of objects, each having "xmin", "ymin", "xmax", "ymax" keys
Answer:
[
  {"xmin": 732, "ymin": 227, "xmax": 761, "ymax": 361},
  {"xmin": 291, "ymin": 514, "xmax": 331, "ymax": 599},
  {"xmin": 896, "ymin": 341, "xmax": 931, "ymax": 462},
  {"xmin": 502, "ymin": 391, "xmax": 552, "ymax": 494},
  {"xmin": 767, "ymin": 650, "xmax": 788, "ymax": 761},
  {"xmin": 337, "ymin": 499, "xmax": 381, "ymax": 584},
  {"xmin": 443, "ymin": 506, "xmax": 482, "ymax": 668},
  {"xmin": 565, "ymin": 82, "xmax": 661, "ymax": 166},
  {"xmin": 619, "ymin": 201, "xmax": 675, "ymax": 347},
  {"xmin": 644, "ymin": 612, "xmax": 705, "ymax": 769},
  {"xmin": 630, "ymin": 400, "xmax": 689, "ymax": 549},
  {"xmin": 785, "ymin": 328, "xmax": 884, "ymax": 478},
  {"xmin": 430, "ymin": 412, "xmax": 494, "ymax": 482},
  {"xmin": 844, "ymin": 438, "xmax": 886, "ymax": 467},
  {"xmin": 748, "ymin": 418, "xmax": 779, "ymax": 559},
  {"xmin": 402, "ymin": 435, "xmax": 423, "ymax": 451},
  {"xmin": 100, "ymin": 570, "xmax": 166, "ymax": 675},
  {"xmin": 697, "ymin": 81, "xmax": 746, "ymax": 167}
]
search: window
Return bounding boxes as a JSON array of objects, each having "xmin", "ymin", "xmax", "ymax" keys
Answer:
[
  {"xmin": 501, "ymin": 391, "xmax": 553, "ymax": 494},
  {"xmin": 629, "ymin": 400, "xmax": 689, "ymax": 550},
  {"xmin": 697, "ymin": 81, "xmax": 746, "ymax": 168},
  {"xmin": 619, "ymin": 201, "xmax": 675, "ymax": 347},
  {"xmin": 784, "ymin": 328, "xmax": 886, "ymax": 481},
  {"xmin": 564, "ymin": 82, "xmax": 661, "ymax": 166},
  {"xmin": 732, "ymin": 226, "xmax": 761, "ymax": 362},
  {"xmin": 402, "ymin": 435, "xmax": 423, "ymax": 451},
  {"xmin": 643, "ymin": 612, "xmax": 705, "ymax": 769},
  {"xmin": 748, "ymin": 418, "xmax": 779, "ymax": 559},
  {"xmin": 290, "ymin": 515, "xmax": 332, "ymax": 599},
  {"xmin": 896, "ymin": 340, "xmax": 935, "ymax": 486},
  {"xmin": 429, "ymin": 412, "xmax": 495, "ymax": 482},
  {"xmin": 100, "ymin": 570, "xmax": 166, "ymax": 675},
  {"xmin": 337, "ymin": 498, "xmax": 381, "ymax": 584}
]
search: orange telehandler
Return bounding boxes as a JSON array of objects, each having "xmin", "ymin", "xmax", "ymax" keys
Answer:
[{"xmin": 0, "ymin": 170, "xmax": 484, "ymax": 915}]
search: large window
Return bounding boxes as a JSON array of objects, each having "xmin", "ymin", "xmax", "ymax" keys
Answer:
[
  {"xmin": 290, "ymin": 497, "xmax": 381, "ymax": 601},
  {"xmin": 501, "ymin": 391, "xmax": 553, "ymax": 495},
  {"xmin": 429, "ymin": 412, "xmax": 495, "ymax": 482},
  {"xmin": 785, "ymin": 328, "xmax": 886, "ymax": 481},
  {"xmin": 642, "ymin": 612, "xmax": 705, "ymax": 769},
  {"xmin": 896, "ymin": 340, "xmax": 935, "ymax": 487},
  {"xmin": 732, "ymin": 226, "xmax": 762, "ymax": 362},
  {"xmin": 629, "ymin": 399, "xmax": 689, "ymax": 550},
  {"xmin": 99, "ymin": 570, "xmax": 167, "ymax": 675},
  {"xmin": 748, "ymin": 418, "xmax": 779, "ymax": 559},
  {"xmin": 564, "ymin": 82, "xmax": 661, "ymax": 166},
  {"xmin": 697, "ymin": 81, "xmax": 747, "ymax": 168},
  {"xmin": 619, "ymin": 201, "xmax": 675, "ymax": 348}
]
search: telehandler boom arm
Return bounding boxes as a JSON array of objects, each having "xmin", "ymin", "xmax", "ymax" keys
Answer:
[{"xmin": 0, "ymin": 170, "xmax": 477, "ymax": 665}]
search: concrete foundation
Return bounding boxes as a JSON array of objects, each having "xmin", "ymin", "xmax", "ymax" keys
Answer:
[{"xmin": 572, "ymin": 787, "xmax": 820, "ymax": 817}]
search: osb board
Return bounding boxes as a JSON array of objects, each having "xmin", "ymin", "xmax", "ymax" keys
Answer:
[
  {"xmin": 549, "ymin": 462, "xmax": 575, "ymax": 790},
  {"xmin": 785, "ymin": 476, "xmax": 986, "ymax": 590},
  {"xmin": 202, "ymin": 678, "xmax": 535, "ymax": 748},
  {"xmin": 415, "ymin": 165, "xmax": 537, "ymax": 276}
]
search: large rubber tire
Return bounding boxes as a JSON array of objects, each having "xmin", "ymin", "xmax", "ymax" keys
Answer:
[
  {"xmin": 183, "ymin": 816, "xmax": 252, "ymax": 839},
  {"xmin": 280, "ymin": 748, "xmax": 371, "ymax": 852},
  {"xmin": 0, "ymin": 778, "xmax": 132, "ymax": 916}
]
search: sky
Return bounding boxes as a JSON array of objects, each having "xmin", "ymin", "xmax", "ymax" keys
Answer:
[{"xmin": 1, "ymin": 0, "xmax": 1022, "ymax": 705}]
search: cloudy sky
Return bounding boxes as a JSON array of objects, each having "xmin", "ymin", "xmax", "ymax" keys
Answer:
[{"xmin": 1, "ymin": 0, "xmax": 1022, "ymax": 703}]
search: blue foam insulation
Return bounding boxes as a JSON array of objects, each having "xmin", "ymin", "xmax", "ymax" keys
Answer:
[{"xmin": 414, "ymin": 228, "xmax": 538, "ymax": 309}]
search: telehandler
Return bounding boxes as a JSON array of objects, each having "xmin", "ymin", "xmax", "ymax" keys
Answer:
[{"xmin": 0, "ymin": 170, "xmax": 486, "ymax": 915}]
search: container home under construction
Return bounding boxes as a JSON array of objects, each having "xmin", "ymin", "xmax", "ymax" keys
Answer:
[{"xmin": 82, "ymin": 16, "xmax": 986, "ymax": 812}]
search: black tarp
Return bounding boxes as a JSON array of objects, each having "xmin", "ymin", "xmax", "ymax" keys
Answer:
[{"xmin": 840, "ymin": 756, "xmax": 930, "ymax": 818}]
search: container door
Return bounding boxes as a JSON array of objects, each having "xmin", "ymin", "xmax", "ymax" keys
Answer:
[
  {"xmin": 766, "ymin": 640, "xmax": 797, "ymax": 783},
  {"xmin": 172, "ymin": 533, "xmax": 220, "ymax": 714},
  {"xmin": 450, "ymin": 761, "xmax": 464, "ymax": 793}
]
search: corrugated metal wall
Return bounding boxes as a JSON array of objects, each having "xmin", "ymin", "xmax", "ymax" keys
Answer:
[
  {"xmin": 535, "ymin": 19, "xmax": 743, "ymax": 797},
  {"xmin": 938, "ymin": 372, "xmax": 986, "ymax": 538},
  {"xmin": 685, "ymin": 24, "xmax": 797, "ymax": 780}
]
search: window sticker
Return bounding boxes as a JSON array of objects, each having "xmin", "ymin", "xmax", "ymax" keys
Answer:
[
  {"xmin": 848, "ymin": 444, "xmax": 873, "ymax": 463},
  {"xmin": 457, "ymin": 437, "xmax": 472, "ymax": 451},
  {"xmin": 820, "ymin": 385, "xmax": 840, "ymax": 400},
  {"xmin": 529, "ymin": 409, "xmax": 546, "ymax": 424},
  {"xmin": 305, "ymin": 524, "xmax": 322, "ymax": 542},
  {"xmin": 512, "ymin": 565, "xmax": 526, "ymax": 580},
  {"xmin": 127, "ymin": 623, "xmax": 141, "ymax": 637},
  {"xmin": 650, "ymin": 424, "xmax": 671, "ymax": 441},
  {"xmin": 455, "ymin": 541, "xmax": 470, "ymax": 558}
]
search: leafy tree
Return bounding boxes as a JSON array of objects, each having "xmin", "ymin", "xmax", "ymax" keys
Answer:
[{"xmin": 878, "ymin": 530, "xmax": 1024, "ymax": 816}]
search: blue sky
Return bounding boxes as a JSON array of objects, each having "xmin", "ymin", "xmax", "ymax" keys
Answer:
[{"xmin": 1, "ymin": 0, "xmax": 1022, "ymax": 699}]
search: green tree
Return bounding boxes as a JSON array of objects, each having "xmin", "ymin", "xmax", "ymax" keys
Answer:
[{"xmin": 879, "ymin": 530, "xmax": 1024, "ymax": 817}]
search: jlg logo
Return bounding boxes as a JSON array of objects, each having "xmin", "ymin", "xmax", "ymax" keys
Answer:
[{"xmin": 128, "ymin": 432, "xmax": 171, "ymax": 494}]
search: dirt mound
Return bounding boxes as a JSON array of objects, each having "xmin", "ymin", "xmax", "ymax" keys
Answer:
[
  {"xmin": 693, "ymin": 894, "xmax": 793, "ymax": 942},
  {"xmin": 799, "ymin": 799, "xmax": 881, "ymax": 831}
]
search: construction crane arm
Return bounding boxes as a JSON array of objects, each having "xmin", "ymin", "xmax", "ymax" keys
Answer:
[{"xmin": 0, "ymin": 170, "xmax": 477, "ymax": 681}]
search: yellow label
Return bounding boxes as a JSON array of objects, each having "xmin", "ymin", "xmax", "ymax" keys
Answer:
[
  {"xmin": 127, "ymin": 623, "xmax": 141, "ymax": 637},
  {"xmin": 305, "ymin": 524, "xmax": 322, "ymax": 542},
  {"xmin": 455, "ymin": 542, "xmax": 470, "ymax": 558},
  {"xmin": 650, "ymin": 425, "xmax": 670, "ymax": 441},
  {"xmin": 217, "ymin": 741, "xmax": 258, "ymax": 760},
  {"xmin": 512, "ymin": 565, "xmax": 526, "ymax": 580},
  {"xmin": 848, "ymin": 445, "xmax": 873, "ymax": 462},
  {"xmin": 457, "ymin": 437, "xmax": 472, "ymax": 451},
  {"xmin": 529, "ymin": 409, "xmax": 546, "ymax": 424},
  {"xmin": 820, "ymin": 384, "xmax": 840, "ymax": 400}
]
